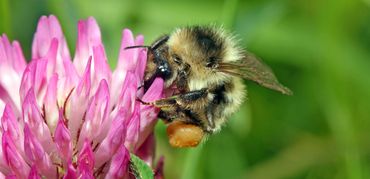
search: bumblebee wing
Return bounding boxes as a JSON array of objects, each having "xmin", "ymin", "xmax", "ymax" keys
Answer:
[{"xmin": 218, "ymin": 52, "xmax": 293, "ymax": 95}]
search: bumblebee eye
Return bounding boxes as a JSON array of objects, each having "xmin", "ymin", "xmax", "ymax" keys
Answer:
[
  {"xmin": 206, "ymin": 57, "xmax": 218, "ymax": 68},
  {"xmin": 173, "ymin": 55, "xmax": 182, "ymax": 64}
]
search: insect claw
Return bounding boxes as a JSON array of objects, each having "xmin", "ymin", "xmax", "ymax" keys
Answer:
[
  {"xmin": 137, "ymin": 84, "xmax": 144, "ymax": 90},
  {"xmin": 136, "ymin": 97, "xmax": 152, "ymax": 105}
]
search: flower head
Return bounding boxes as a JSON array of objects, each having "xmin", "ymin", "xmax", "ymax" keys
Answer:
[{"xmin": 0, "ymin": 15, "xmax": 164, "ymax": 178}]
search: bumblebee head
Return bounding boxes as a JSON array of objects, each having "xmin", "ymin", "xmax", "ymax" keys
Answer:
[{"xmin": 167, "ymin": 26, "xmax": 242, "ymax": 85}]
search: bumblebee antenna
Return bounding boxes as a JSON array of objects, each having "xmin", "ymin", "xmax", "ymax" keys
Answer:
[{"xmin": 124, "ymin": 45, "xmax": 151, "ymax": 50}]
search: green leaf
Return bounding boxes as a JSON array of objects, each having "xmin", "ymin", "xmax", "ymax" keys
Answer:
[{"xmin": 130, "ymin": 153, "xmax": 154, "ymax": 179}]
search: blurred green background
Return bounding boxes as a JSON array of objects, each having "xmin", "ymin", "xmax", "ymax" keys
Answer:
[{"xmin": 1, "ymin": 0, "xmax": 370, "ymax": 178}]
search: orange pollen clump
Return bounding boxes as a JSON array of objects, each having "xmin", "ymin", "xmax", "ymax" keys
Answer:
[{"xmin": 166, "ymin": 121, "xmax": 204, "ymax": 148}]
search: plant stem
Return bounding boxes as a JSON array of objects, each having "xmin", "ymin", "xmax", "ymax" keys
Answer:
[
  {"xmin": 220, "ymin": 0, "xmax": 239, "ymax": 29},
  {"xmin": 180, "ymin": 146, "xmax": 203, "ymax": 179},
  {"xmin": 0, "ymin": 0, "xmax": 12, "ymax": 37}
]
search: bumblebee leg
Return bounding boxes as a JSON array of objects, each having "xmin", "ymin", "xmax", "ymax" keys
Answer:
[
  {"xmin": 152, "ymin": 97, "xmax": 177, "ymax": 108},
  {"xmin": 158, "ymin": 110, "xmax": 176, "ymax": 123},
  {"xmin": 151, "ymin": 89, "xmax": 208, "ymax": 109},
  {"xmin": 176, "ymin": 70, "xmax": 188, "ymax": 92},
  {"xmin": 176, "ymin": 64, "xmax": 190, "ymax": 92},
  {"xmin": 144, "ymin": 89, "xmax": 212, "ymax": 131},
  {"xmin": 205, "ymin": 103, "xmax": 216, "ymax": 131},
  {"xmin": 159, "ymin": 108, "xmax": 205, "ymax": 128}
]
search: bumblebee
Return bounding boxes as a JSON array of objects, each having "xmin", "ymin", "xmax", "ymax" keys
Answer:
[{"xmin": 127, "ymin": 26, "xmax": 292, "ymax": 147}]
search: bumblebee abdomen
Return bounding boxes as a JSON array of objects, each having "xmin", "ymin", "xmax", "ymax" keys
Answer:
[{"xmin": 209, "ymin": 77, "xmax": 245, "ymax": 132}]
